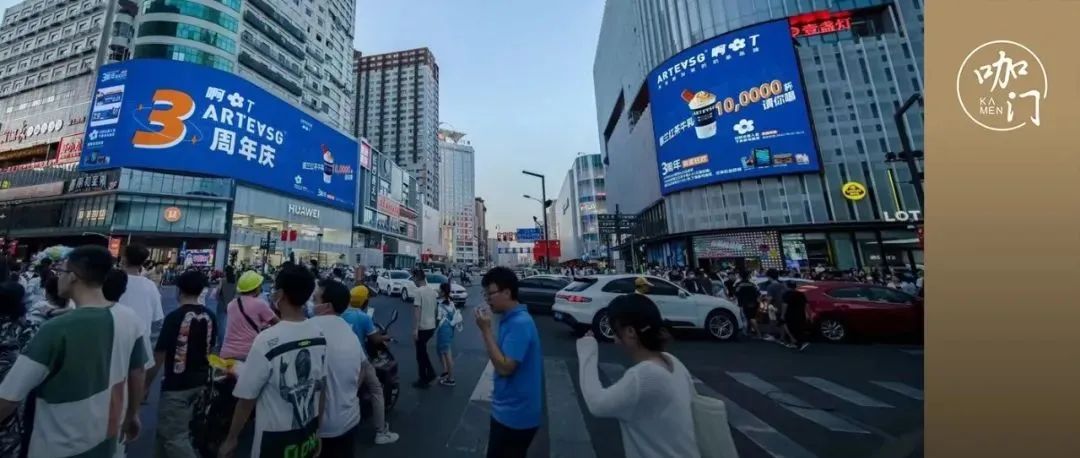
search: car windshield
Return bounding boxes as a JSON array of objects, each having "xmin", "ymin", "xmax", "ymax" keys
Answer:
[
  {"xmin": 427, "ymin": 274, "xmax": 448, "ymax": 284},
  {"xmin": 390, "ymin": 272, "xmax": 410, "ymax": 280}
]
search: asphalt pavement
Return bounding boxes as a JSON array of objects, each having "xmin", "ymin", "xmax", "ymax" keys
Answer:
[{"xmin": 131, "ymin": 282, "xmax": 924, "ymax": 458}]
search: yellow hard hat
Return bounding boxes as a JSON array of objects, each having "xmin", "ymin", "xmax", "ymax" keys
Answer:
[
  {"xmin": 237, "ymin": 271, "xmax": 264, "ymax": 293},
  {"xmin": 350, "ymin": 285, "xmax": 370, "ymax": 308}
]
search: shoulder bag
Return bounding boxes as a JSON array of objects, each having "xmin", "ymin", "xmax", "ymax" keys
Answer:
[
  {"xmin": 691, "ymin": 380, "xmax": 740, "ymax": 458},
  {"xmin": 235, "ymin": 296, "xmax": 263, "ymax": 333}
]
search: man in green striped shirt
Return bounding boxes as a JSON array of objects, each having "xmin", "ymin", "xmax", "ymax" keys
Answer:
[{"xmin": 0, "ymin": 245, "xmax": 148, "ymax": 457}]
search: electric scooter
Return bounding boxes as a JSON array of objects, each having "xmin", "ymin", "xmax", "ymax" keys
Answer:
[{"xmin": 361, "ymin": 308, "xmax": 400, "ymax": 418}]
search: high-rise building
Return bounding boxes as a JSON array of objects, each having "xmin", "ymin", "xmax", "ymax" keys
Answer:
[
  {"xmin": 474, "ymin": 197, "xmax": 488, "ymax": 264},
  {"xmin": 0, "ymin": 0, "xmax": 138, "ymax": 171},
  {"xmin": 131, "ymin": 0, "xmax": 356, "ymax": 134},
  {"xmin": 436, "ymin": 128, "xmax": 476, "ymax": 264},
  {"xmin": 594, "ymin": 0, "xmax": 924, "ymax": 272},
  {"xmin": 554, "ymin": 153, "xmax": 607, "ymax": 262},
  {"xmin": 355, "ymin": 47, "xmax": 440, "ymax": 209}
]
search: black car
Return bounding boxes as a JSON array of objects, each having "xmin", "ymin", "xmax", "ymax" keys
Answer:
[{"xmin": 518, "ymin": 275, "xmax": 571, "ymax": 314}]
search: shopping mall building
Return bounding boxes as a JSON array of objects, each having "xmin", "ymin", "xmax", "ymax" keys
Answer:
[
  {"xmin": 0, "ymin": 57, "xmax": 421, "ymax": 271},
  {"xmin": 595, "ymin": 0, "xmax": 924, "ymax": 273}
]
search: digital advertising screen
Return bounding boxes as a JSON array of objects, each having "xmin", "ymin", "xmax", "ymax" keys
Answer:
[
  {"xmin": 648, "ymin": 19, "xmax": 821, "ymax": 195},
  {"xmin": 80, "ymin": 59, "xmax": 358, "ymax": 210}
]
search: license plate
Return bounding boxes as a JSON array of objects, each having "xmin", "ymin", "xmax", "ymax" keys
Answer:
[{"xmin": 554, "ymin": 312, "xmax": 564, "ymax": 321}]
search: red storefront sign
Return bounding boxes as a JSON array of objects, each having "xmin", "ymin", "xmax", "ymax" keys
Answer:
[
  {"xmin": 359, "ymin": 139, "xmax": 372, "ymax": 170},
  {"xmin": 377, "ymin": 195, "xmax": 401, "ymax": 218},
  {"xmin": 57, "ymin": 133, "xmax": 84, "ymax": 164},
  {"xmin": 789, "ymin": 10, "xmax": 853, "ymax": 38},
  {"xmin": 280, "ymin": 230, "xmax": 298, "ymax": 241}
]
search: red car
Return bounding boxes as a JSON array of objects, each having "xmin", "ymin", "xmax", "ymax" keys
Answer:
[{"xmin": 796, "ymin": 282, "xmax": 923, "ymax": 342}]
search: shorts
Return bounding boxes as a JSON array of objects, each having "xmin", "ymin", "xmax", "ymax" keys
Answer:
[{"xmin": 436, "ymin": 325, "xmax": 455, "ymax": 354}]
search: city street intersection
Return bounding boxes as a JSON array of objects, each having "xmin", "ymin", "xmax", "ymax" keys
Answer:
[{"xmin": 134, "ymin": 284, "xmax": 923, "ymax": 458}]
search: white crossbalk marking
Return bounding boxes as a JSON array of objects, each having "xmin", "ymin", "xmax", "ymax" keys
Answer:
[
  {"xmin": 545, "ymin": 358, "xmax": 597, "ymax": 458},
  {"xmin": 870, "ymin": 381, "xmax": 924, "ymax": 401},
  {"xmin": 795, "ymin": 376, "xmax": 894, "ymax": 408},
  {"xmin": 470, "ymin": 361, "xmax": 495, "ymax": 402},
  {"xmin": 727, "ymin": 372, "xmax": 870, "ymax": 434},
  {"xmin": 693, "ymin": 377, "xmax": 817, "ymax": 458}
]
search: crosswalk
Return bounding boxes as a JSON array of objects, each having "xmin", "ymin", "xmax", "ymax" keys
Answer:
[{"xmin": 435, "ymin": 354, "xmax": 924, "ymax": 458}]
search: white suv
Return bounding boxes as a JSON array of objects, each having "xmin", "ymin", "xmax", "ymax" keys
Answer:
[
  {"xmin": 552, "ymin": 275, "xmax": 745, "ymax": 342},
  {"xmin": 376, "ymin": 270, "xmax": 413, "ymax": 296}
]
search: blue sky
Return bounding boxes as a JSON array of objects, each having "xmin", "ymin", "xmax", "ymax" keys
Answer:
[
  {"xmin": 0, "ymin": 0, "xmax": 606, "ymax": 233},
  {"xmin": 354, "ymin": 0, "xmax": 605, "ymax": 233}
]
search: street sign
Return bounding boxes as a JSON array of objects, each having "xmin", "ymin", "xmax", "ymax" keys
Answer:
[
  {"xmin": 598, "ymin": 214, "xmax": 635, "ymax": 237},
  {"xmin": 516, "ymin": 227, "xmax": 542, "ymax": 243}
]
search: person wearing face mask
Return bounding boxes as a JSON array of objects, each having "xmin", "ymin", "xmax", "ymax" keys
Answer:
[
  {"xmin": 575, "ymin": 294, "xmax": 699, "ymax": 458},
  {"xmin": 220, "ymin": 265, "xmax": 328, "ymax": 458}
]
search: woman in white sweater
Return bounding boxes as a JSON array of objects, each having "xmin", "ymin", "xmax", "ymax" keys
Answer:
[{"xmin": 576, "ymin": 294, "xmax": 701, "ymax": 458}]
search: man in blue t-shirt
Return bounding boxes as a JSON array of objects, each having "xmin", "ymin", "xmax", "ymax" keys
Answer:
[
  {"xmin": 475, "ymin": 267, "xmax": 542, "ymax": 458},
  {"xmin": 342, "ymin": 285, "xmax": 399, "ymax": 445}
]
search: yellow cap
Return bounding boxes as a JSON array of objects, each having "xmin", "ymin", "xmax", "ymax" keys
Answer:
[
  {"xmin": 634, "ymin": 277, "xmax": 653, "ymax": 287},
  {"xmin": 350, "ymin": 285, "xmax": 370, "ymax": 307},
  {"xmin": 237, "ymin": 271, "xmax": 264, "ymax": 293}
]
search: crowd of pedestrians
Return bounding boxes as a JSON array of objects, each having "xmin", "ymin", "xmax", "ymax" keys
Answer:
[{"xmin": 0, "ymin": 243, "xmax": 741, "ymax": 458}]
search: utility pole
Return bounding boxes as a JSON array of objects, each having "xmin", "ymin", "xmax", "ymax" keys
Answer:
[
  {"xmin": 894, "ymin": 93, "xmax": 925, "ymax": 209},
  {"xmin": 522, "ymin": 170, "xmax": 551, "ymax": 271}
]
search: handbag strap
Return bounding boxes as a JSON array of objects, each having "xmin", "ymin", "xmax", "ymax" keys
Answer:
[{"xmin": 236, "ymin": 296, "xmax": 260, "ymax": 333}]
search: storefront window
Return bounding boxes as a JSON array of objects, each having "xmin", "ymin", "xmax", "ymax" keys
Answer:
[
  {"xmin": 855, "ymin": 231, "xmax": 884, "ymax": 269},
  {"xmin": 112, "ymin": 195, "xmax": 227, "ymax": 234},
  {"xmin": 830, "ymin": 233, "xmax": 859, "ymax": 270},
  {"xmin": 880, "ymin": 229, "xmax": 922, "ymax": 270},
  {"xmin": 120, "ymin": 169, "xmax": 232, "ymax": 197}
]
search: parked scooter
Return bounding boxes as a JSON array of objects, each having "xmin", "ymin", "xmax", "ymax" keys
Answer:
[{"xmin": 362, "ymin": 308, "xmax": 400, "ymax": 418}]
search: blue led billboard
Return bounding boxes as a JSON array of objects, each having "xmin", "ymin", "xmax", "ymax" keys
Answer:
[
  {"xmin": 80, "ymin": 59, "xmax": 357, "ymax": 210},
  {"xmin": 648, "ymin": 19, "xmax": 821, "ymax": 195}
]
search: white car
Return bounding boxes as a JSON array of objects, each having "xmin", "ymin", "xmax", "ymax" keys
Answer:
[
  {"xmin": 377, "ymin": 270, "xmax": 413, "ymax": 296},
  {"xmin": 552, "ymin": 275, "xmax": 745, "ymax": 342},
  {"xmin": 402, "ymin": 273, "xmax": 468, "ymax": 308}
]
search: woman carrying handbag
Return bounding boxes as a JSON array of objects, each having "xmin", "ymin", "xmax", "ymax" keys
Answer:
[{"xmin": 576, "ymin": 293, "xmax": 739, "ymax": 458}]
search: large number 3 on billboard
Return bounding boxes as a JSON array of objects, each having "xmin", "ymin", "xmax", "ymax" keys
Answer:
[{"xmin": 132, "ymin": 89, "xmax": 195, "ymax": 149}]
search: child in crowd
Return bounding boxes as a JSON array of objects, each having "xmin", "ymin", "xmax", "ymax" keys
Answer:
[{"xmin": 436, "ymin": 282, "xmax": 462, "ymax": 387}]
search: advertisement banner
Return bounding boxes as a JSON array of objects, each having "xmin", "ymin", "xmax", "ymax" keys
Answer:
[
  {"xmin": 648, "ymin": 20, "xmax": 821, "ymax": 194},
  {"xmin": 57, "ymin": 133, "xmax": 84, "ymax": 164},
  {"xmin": 360, "ymin": 138, "xmax": 372, "ymax": 171},
  {"xmin": 79, "ymin": 59, "xmax": 357, "ymax": 210}
]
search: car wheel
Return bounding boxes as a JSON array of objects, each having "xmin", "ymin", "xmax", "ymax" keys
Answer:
[
  {"xmin": 706, "ymin": 310, "xmax": 738, "ymax": 341},
  {"xmin": 592, "ymin": 309, "xmax": 616, "ymax": 342},
  {"xmin": 818, "ymin": 317, "xmax": 848, "ymax": 342}
]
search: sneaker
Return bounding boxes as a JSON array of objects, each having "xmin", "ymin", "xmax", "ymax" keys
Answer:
[
  {"xmin": 762, "ymin": 335, "xmax": 776, "ymax": 342},
  {"xmin": 375, "ymin": 430, "xmax": 400, "ymax": 445},
  {"xmin": 439, "ymin": 378, "xmax": 456, "ymax": 387},
  {"xmin": 798, "ymin": 342, "xmax": 810, "ymax": 351}
]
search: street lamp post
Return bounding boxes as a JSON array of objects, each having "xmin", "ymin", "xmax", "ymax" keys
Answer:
[
  {"xmin": 521, "ymin": 170, "xmax": 551, "ymax": 271},
  {"xmin": 894, "ymin": 93, "xmax": 925, "ymax": 209}
]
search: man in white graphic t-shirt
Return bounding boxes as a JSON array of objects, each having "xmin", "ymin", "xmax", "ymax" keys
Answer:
[{"xmin": 220, "ymin": 265, "xmax": 328, "ymax": 458}]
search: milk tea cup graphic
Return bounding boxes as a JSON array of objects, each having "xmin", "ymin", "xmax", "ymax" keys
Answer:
[{"xmin": 682, "ymin": 90, "xmax": 718, "ymax": 139}]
